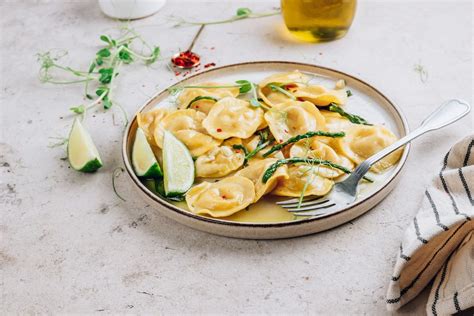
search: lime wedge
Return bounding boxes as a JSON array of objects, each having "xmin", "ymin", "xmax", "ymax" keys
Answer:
[
  {"xmin": 132, "ymin": 128, "xmax": 163, "ymax": 178},
  {"xmin": 68, "ymin": 118, "xmax": 103, "ymax": 173},
  {"xmin": 162, "ymin": 130, "xmax": 195, "ymax": 196}
]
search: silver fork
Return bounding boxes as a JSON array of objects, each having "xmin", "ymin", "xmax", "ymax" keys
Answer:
[{"xmin": 277, "ymin": 99, "xmax": 471, "ymax": 218}]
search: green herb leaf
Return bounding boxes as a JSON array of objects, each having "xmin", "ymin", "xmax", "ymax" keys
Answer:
[
  {"xmin": 346, "ymin": 90, "xmax": 353, "ymax": 97},
  {"xmin": 328, "ymin": 104, "xmax": 371, "ymax": 125},
  {"xmin": 103, "ymin": 96, "xmax": 112, "ymax": 109},
  {"xmin": 118, "ymin": 49, "xmax": 133, "ymax": 63},
  {"xmin": 85, "ymin": 94, "xmax": 94, "ymax": 100},
  {"xmin": 186, "ymin": 95, "xmax": 218, "ymax": 108},
  {"xmin": 98, "ymin": 68, "xmax": 114, "ymax": 84},
  {"xmin": 96, "ymin": 48, "xmax": 111, "ymax": 58},
  {"xmin": 262, "ymin": 157, "xmax": 373, "ymax": 183},
  {"xmin": 100, "ymin": 35, "xmax": 112, "ymax": 45},
  {"xmin": 263, "ymin": 131, "xmax": 345, "ymax": 157},
  {"xmin": 88, "ymin": 62, "xmax": 96, "ymax": 74},
  {"xmin": 70, "ymin": 104, "xmax": 85, "ymax": 114},
  {"xmin": 95, "ymin": 57, "xmax": 103, "ymax": 66},
  {"xmin": 235, "ymin": 80, "xmax": 252, "ymax": 94},
  {"xmin": 236, "ymin": 8, "xmax": 252, "ymax": 16},
  {"xmin": 96, "ymin": 87, "xmax": 109, "ymax": 97}
]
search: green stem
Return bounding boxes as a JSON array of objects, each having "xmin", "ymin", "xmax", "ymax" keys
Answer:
[
  {"xmin": 262, "ymin": 131, "xmax": 345, "ymax": 157},
  {"xmin": 186, "ymin": 11, "xmax": 280, "ymax": 26},
  {"xmin": 262, "ymin": 157, "xmax": 373, "ymax": 183}
]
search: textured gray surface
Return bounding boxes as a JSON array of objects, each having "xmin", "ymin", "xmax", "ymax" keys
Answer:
[{"xmin": 1, "ymin": 0, "xmax": 472, "ymax": 314}]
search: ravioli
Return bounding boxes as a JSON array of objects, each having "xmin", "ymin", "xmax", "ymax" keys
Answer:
[
  {"xmin": 337, "ymin": 125, "xmax": 402, "ymax": 173},
  {"xmin": 236, "ymin": 158, "xmax": 289, "ymax": 201},
  {"xmin": 195, "ymin": 146, "xmax": 245, "ymax": 178},
  {"xmin": 185, "ymin": 176, "xmax": 255, "ymax": 217},
  {"xmin": 290, "ymin": 139, "xmax": 353, "ymax": 178},
  {"xmin": 258, "ymin": 70, "xmax": 310, "ymax": 107},
  {"xmin": 264, "ymin": 100, "xmax": 326, "ymax": 143},
  {"xmin": 136, "ymin": 108, "xmax": 170, "ymax": 146},
  {"xmin": 203, "ymin": 97, "xmax": 264, "ymax": 139},
  {"xmin": 177, "ymin": 82, "xmax": 240, "ymax": 114},
  {"xmin": 293, "ymin": 85, "xmax": 348, "ymax": 106},
  {"xmin": 153, "ymin": 109, "xmax": 221, "ymax": 156},
  {"xmin": 272, "ymin": 165, "xmax": 334, "ymax": 197}
]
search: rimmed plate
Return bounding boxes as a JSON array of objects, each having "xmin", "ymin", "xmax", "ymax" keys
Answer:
[{"xmin": 122, "ymin": 61, "xmax": 410, "ymax": 239}]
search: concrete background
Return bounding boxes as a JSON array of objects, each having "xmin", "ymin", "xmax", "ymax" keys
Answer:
[{"xmin": 1, "ymin": 0, "xmax": 472, "ymax": 314}]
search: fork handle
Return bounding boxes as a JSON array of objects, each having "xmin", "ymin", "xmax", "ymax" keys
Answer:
[{"xmin": 349, "ymin": 99, "xmax": 471, "ymax": 182}]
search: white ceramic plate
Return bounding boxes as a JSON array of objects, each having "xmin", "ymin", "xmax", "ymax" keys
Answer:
[{"xmin": 122, "ymin": 61, "xmax": 410, "ymax": 239}]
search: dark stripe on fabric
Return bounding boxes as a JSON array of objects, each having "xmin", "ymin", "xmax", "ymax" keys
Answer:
[
  {"xmin": 453, "ymin": 292, "xmax": 461, "ymax": 312},
  {"xmin": 399, "ymin": 244, "xmax": 411, "ymax": 261},
  {"xmin": 386, "ymin": 221, "xmax": 468, "ymax": 304},
  {"xmin": 431, "ymin": 252, "xmax": 452, "ymax": 316},
  {"xmin": 463, "ymin": 140, "xmax": 473, "ymax": 167},
  {"xmin": 414, "ymin": 217, "xmax": 428, "ymax": 244},
  {"xmin": 458, "ymin": 168, "xmax": 474, "ymax": 206},
  {"xmin": 439, "ymin": 151, "xmax": 460, "ymax": 215},
  {"xmin": 425, "ymin": 190, "xmax": 449, "ymax": 231}
]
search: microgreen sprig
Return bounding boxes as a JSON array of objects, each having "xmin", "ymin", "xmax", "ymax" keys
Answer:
[
  {"xmin": 37, "ymin": 29, "xmax": 161, "ymax": 120},
  {"xmin": 267, "ymin": 82, "xmax": 296, "ymax": 100},
  {"xmin": 172, "ymin": 7, "xmax": 280, "ymax": 27}
]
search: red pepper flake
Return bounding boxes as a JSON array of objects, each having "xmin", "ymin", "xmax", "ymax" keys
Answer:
[
  {"xmin": 297, "ymin": 97, "xmax": 305, "ymax": 101},
  {"xmin": 221, "ymin": 195, "xmax": 227, "ymax": 199},
  {"xmin": 174, "ymin": 71, "xmax": 181, "ymax": 76},
  {"xmin": 283, "ymin": 83, "xmax": 297, "ymax": 90},
  {"xmin": 279, "ymin": 139, "xmax": 283, "ymax": 143},
  {"xmin": 204, "ymin": 62, "xmax": 216, "ymax": 69},
  {"xmin": 216, "ymin": 128, "xmax": 222, "ymax": 132},
  {"xmin": 284, "ymin": 129, "xmax": 289, "ymax": 133},
  {"xmin": 195, "ymin": 105, "xmax": 199, "ymax": 108},
  {"xmin": 171, "ymin": 50, "xmax": 201, "ymax": 68},
  {"xmin": 235, "ymin": 150, "xmax": 241, "ymax": 153}
]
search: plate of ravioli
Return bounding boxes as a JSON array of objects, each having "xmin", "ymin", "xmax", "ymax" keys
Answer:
[{"xmin": 122, "ymin": 61, "xmax": 410, "ymax": 239}]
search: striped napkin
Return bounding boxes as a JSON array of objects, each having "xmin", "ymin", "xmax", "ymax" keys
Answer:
[{"xmin": 386, "ymin": 134, "xmax": 474, "ymax": 314}]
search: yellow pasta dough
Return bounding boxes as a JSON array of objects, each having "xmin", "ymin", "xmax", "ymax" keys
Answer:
[
  {"xmin": 337, "ymin": 125, "xmax": 402, "ymax": 173},
  {"xmin": 153, "ymin": 109, "xmax": 221, "ymax": 156},
  {"xmin": 264, "ymin": 100, "xmax": 326, "ymax": 143},
  {"xmin": 136, "ymin": 108, "xmax": 170, "ymax": 146},
  {"xmin": 177, "ymin": 82, "xmax": 239, "ymax": 114},
  {"xmin": 236, "ymin": 158, "xmax": 289, "ymax": 201},
  {"xmin": 293, "ymin": 85, "xmax": 348, "ymax": 106},
  {"xmin": 203, "ymin": 97, "xmax": 264, "ymax": 139},
  {"xmin": 272, "ymin": 165, "xmax": 334, "ymax": 197},
  {"xmin": 185, "ymin": 176, "xmax": 255, "ymax": 217},
  {"xmin": 258, "ymin": 70, "xmax": 310, "ymax": 107},
  {"xmin": 290, "ymin": 139, "xmax": 354, "ymax": 178},
  {"xmin": 195, "ymin": 146, "xmax": 245, "ymax": 178}
]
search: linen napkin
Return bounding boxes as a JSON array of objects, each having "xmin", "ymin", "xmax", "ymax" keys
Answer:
[{"xmin": 386, "ymin": 134, "xmax": 474, "ymax": 314}]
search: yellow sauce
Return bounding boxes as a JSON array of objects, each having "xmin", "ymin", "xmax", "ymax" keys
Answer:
[{"xmin": 281, "ymin": 0, "xmax": 357, "ymax": 43}]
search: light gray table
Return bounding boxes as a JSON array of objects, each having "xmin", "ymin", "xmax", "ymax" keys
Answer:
[{"xmin": 1, "ymin": 0, "xmax": 472, "ymax": 314}]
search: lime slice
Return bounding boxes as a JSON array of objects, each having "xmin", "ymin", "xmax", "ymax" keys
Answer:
[
  {"xmin": 132, "ymin": 128, "xmax": 162, "ymax": 178},
  {"xmin": 162, "ymin": 130, "xmax": 195, "ymax": 196},
  {"xmin": 68, "ymin": 118, "xmax": 103, "ymax": 173}
]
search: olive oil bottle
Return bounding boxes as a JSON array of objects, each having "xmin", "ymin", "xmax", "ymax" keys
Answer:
[{"xmin": 281, "ymin": 0, "xmax": 357, "ymax": 42}]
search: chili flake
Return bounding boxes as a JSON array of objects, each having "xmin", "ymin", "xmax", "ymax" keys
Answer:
[
  {"xmin": 171, "ymin": 50, "xmax": 201, "ymax": 68},
  {"xmin": 216, "ymin": 128, "xmax": 222, "ymax": 132},
  {"xmin": 204, "ymin": 62, "xmax": 216, "ymax": 69}
]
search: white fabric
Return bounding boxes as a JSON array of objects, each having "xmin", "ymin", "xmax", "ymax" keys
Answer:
[{"xmin": 386, "ymin": 134, "xmax": 474, "ymax": 312}]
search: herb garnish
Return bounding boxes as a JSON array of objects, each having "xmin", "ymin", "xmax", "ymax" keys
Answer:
[
  {"xmin": 262, "ymin": 158, "xmax": 373, "ymax": 183},
  {"xmin": 413, "ymin": 63, "xmax": 428, "ymax": 83},
  {"xmin": 267, "ymin": 83, "xmax": 296, "ymax": 100},
  {"xmin": 37, "ymin": 28, "xmax": 160, "ymax": 118},
  {"xmin": 186, "ymin": 96, "xmax": 218, "ymax": 108},
  {"xmin": 112, "ymin": 167, "xmax": 127, "ymax": 201},
  {"xmin": 168, "ymin": 80, "xmax": 252, "ymax": 96},
  {"xmin": 346, "ymin": 90, "xmax": 353, "ymax": 97},
  {"xmin": 262, "ymin": 131, "xmax": 345, "ymax": 157},
  {"xmin": 328, "ymin": 104, "xmax": 372, "ymax": 125},
  {"xmin": 172, "ymin": 7, "xmax": 280, "ymax": 27},
  {"xmin": 233, "ymin": 129, "xmax": 272, "ymax": 165}
]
